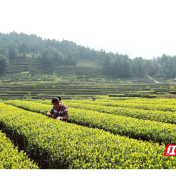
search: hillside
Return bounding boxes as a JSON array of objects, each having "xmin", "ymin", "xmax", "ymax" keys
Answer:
[
  {"xmin": 4, "ymin": 57, "xmax": 105, "ymax": 82},
  {"xmin": 0, "ymin": 31, "xmax": 176, "ymax": 82}
]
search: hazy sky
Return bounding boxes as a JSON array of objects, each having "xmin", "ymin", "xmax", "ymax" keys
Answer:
[{"xmin": 0, "ymin": 0, "xmax": 176, "ymax": 59}]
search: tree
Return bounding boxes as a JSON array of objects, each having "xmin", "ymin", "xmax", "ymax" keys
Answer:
[
  {"xmin": 144, "ymin": 59, "xmax": 156, "ymax": 76},
  {"xmin": 64, "ymin": 54, "xmax": 76, "ymax": 66},
  {"xmin": 133, "ymin": 57, "xmax": 145, "ymax": 77},
  {"xmin": 131, "ymin": 62, "xmax": 137, "ymax": 77},
  {"xmin": 22, "ymin": 51, "xmax": 27, "ymax": 59},
  {"xmin": 41, "ymin": 51, "xmax": 55, "ymax": 68},
  {"xmin": 4, "ymin": 31, "xmax": 176, "ymax": 79},
  {"xmin": 123, "ymin": 59, "xmax": 132, "ymax": 77},
  {"xmin": 170, "ymin": 56, "xmax": 176, "ymax": 77},
  {"xmin": 0, "ymin": 54, "xmax": 9, "ymax": 74},
  {"xmin": 8, "ymin": 42, "xmax": 18, "ymax": 60},
  {"xmin": 102, "ymin": 54, "xmax": 112, "ymax": 74},
  {"xmin": 109, "ymin": 55, "xmax": 124, "ymax": 77},
  {"xmin": 0, "ymin": 45, "xmax": 9, "ymax": 60},
  {"xmin": 40, "ymin": 47, "xmax": 64, "ymax": 68}
]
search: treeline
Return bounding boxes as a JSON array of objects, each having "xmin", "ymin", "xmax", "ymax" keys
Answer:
[
  {"xmin": 102, "ymin": 55, "xmax": 176, "ymax": 78},
  {"xmin": 0, "ymin": 31, "xmax": 176, "ymax": 78}
]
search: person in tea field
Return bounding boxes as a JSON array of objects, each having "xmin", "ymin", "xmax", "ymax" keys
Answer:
[
  {"xmin": 47, "ymin": 97, "xmax": 68, "ymax": 121},
  {"xmin": 92, "ymin": 97, "xmax": 96, "ymax": 101}
]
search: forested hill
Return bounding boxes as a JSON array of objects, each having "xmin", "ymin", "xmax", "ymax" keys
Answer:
[{"xmin": 0, "ymin": 31, "xmax": 176, "ymax": 79}]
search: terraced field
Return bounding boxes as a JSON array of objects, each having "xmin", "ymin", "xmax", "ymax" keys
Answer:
[
  {"xmin": 0, "ymin": 83, "xmax": 171, "ymax": 100},
  {"xmin": 1, "ymin": 98, "xmax": 176, "ymax": 169}
]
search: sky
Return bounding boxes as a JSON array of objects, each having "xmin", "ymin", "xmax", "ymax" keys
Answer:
[{"xmin": 0, "ymin": 0, "xmax": 176, "ymax": 59}]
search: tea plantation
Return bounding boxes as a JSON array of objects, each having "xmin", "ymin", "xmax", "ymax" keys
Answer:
[{"xmin": 0, "ymin": 98, "xmax": 176, "ymax": 169}]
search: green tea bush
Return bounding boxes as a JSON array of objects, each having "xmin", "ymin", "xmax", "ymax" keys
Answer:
[
  {"xmin": 0, "ymin": 103, "xmax": 176, "ymax": 169},
  {"xmin": 0, "ymin": 130, "xmax": 38, "ymax": 169},
  {"xmin": 5, "ymin": 100, "xmax": 176, "ymax": 145}
]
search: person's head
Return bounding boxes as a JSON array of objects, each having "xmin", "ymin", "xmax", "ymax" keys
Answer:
[{"xmin": 52, "ymin": 97, "xmax": 60, "ymax": 107}]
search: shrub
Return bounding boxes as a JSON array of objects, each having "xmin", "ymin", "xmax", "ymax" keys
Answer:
[
  {"xmin": 170, "ymin": 86, "xmax": 175, "ymax": 90},
  {"xmin": 6, "ymin": 100, "xmax": 176, "ymax": 145},
  {"xmin": 74, "ymin": 95, "xmax": 81, "ymax": 100},
  {"xmin": 0, "ymin": 130, "xmax": 38, "ymax": 169},
  {"xmin": 26, "ymin": 92, "xmax": 32, "ymax": 100},
  {"xmin": 117, "ymin": 79, "xmax": 121, "ymax": 82},
  {"xmin": 1, "ymin": 102, "xmax": 176, "ymax": 169}
]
